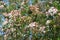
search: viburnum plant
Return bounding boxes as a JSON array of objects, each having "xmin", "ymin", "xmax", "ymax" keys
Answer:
[{"xmin": 0, "ymin": 0, "xmax": 60, "ymax": 40}]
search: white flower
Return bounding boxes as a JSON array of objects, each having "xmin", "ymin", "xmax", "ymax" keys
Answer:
[
  {"xmin": 46, "ymin": 20, "xmax": 51, "ymax": 25},
  {"xmin": 48, "ymin": 7, "xmax": 58, "ymax": 16},
  {"xmin": 0, "ymin": 5, "xmax": 4, "ymax": 9},
  {"xmin": 43, "ymin": 31, "xmax": 46, "ymax": 33},
  {"xmin": 29, "ymin": 22, "xmax": 36, "ymax": 27}
]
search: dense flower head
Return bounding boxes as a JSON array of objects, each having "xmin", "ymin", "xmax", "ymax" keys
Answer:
[
  {"xmin": 48, "ymin": 7, "xmax": 58, "ymax": 16},
  {"xmin": 48, "ymin": 7, "xmax": 58, "ymax": 13}
]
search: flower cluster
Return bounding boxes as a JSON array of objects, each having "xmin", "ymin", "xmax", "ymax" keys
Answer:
[{"xmin": 46, "ymin": 7, "xmax": 58, "ymax": 16}]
